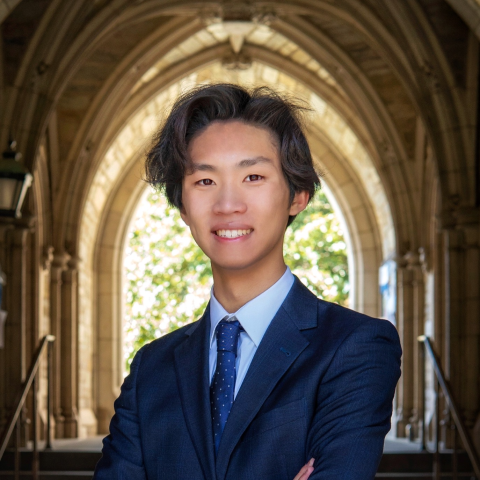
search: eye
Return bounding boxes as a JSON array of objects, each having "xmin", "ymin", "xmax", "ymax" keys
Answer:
[
  {"xmin": 197, "ymin": 178, "xmax": 215, "ymax": 186},
  {"xmin": 245, "ymin": 174, "xmax": 263, "ymax": 182}
]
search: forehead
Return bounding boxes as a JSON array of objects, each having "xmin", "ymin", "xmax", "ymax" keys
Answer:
[{"xmin": 187, "ymin": 120, "xmax": 280, "ymax": 157}]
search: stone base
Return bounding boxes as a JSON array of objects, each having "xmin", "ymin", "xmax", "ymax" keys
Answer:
[{"xmin": 78, "ymin": 408, "xmax": 98, "ymax": 438}]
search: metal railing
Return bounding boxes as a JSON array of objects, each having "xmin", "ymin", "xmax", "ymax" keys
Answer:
[
  {"xmin": 418, "ymin": 335, "xmax": 480, "ymax": 479},
  {"xmin": 0, "ymin": 334, "xmax": 55, "ymax": 480}
]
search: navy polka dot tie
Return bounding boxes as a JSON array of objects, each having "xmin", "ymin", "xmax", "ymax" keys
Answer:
[{"xmin": 210, "ymin": 317, "xmax": 243, "ymax": 454}]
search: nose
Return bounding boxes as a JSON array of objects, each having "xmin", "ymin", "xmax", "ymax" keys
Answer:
[{"xmin": 212, "ymin": 183, "xmax": 247, "ymax": 215}]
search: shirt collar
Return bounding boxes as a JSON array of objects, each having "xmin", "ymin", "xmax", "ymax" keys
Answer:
[{"xmin": 209, "ymin": 266, "xmax": 295, "ymax": 348}]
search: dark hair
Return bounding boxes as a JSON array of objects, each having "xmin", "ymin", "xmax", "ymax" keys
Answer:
[{"xmin": 145, "ymin": 83, "xmax": 321, "ymax": 226}]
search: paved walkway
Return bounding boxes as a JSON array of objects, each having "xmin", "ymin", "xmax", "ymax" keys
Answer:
[{"xmin": 32, "ymin": 435, "xmax": 423, "ymax": 453}]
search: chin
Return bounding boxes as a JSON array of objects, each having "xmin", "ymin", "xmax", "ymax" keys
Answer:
[{"xmin": 211, "ymin": 258, "xmax": 259, "ymax": 272}]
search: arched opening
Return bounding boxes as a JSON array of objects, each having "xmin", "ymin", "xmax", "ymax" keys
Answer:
[
  {"xmin": 86, "ymin": 58, "xmax": 395, "ymax": 432},
  {"xmin": 122, "ymin": 182, "xmax": 351, "ymax": 375}
]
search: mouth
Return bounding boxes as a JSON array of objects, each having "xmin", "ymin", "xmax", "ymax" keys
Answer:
[{"xmin": 214, "ymin": 229, "xmax": 253, "ymax": 239}]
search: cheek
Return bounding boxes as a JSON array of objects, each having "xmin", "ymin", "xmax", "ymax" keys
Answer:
[
  {"xmin": 185, "ymin": 220, "xmax": 207, "ymax": 251},
  {"xmin": 183, "ymin": 204, "xmax": 209, "ymax": 241},
  {"xmin": 181, "ymin": 190, "xmax": 199, "ymax": 222},
  {"xmin": 262, "ymin": 183, "xmax": 291, "ymax": 214},
  {"xmin": 253, "ymin": 196, "xmax": 290, "ymax": 236}
]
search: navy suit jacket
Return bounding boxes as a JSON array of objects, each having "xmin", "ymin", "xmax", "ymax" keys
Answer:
[{"xmin": 94, "ymin": 276, "xmax": 402, "ymax": 479}]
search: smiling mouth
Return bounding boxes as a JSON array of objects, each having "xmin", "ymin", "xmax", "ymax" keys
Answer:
[{"xmin": 215, "ymin": 229, "xmax": 253, "ymax": 238}]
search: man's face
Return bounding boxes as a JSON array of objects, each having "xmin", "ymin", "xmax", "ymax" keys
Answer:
[{"xmin": 180, "ymin": 120, "xmax": 307, "ymax": 275}]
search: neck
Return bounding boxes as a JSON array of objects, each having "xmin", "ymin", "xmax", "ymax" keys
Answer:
[{"xmin": 212, "ymin": 258, "xmax": 287, "ymax": 313}]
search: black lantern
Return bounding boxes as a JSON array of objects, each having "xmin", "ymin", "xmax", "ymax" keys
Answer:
[{"xmin": 0, "ymin": 140, "xmax": 33, "ymax": 218}]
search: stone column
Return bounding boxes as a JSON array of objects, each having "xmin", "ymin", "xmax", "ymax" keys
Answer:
[
  {"xmin": 442, "ymin": 225, "xmax": 463, "ymax": 449},
  {"xmin": 50, "ymin": 251, "xmax": 70, "ymax": 438},
  {"xmin": 441, "ymin": 207, "xmax": 480, "ymax": 448},
  {"xmin": 0, "ymin": 222, "xmax": 13, "ymax": 428},
  {"xmin": 458, "ymin": 216, "xmax": 480, "ymax": 435},
  {"xmin": 395, "ymin": 250, "xmax": 426, "ymax": 439},
  {"xmin": 395, "ymin": 257, "xmax": 414, "ymax": 437},
  {"xmin": 0, "ymin": 220, "xmax": 31, "ymax": 443},
  {"xmin": 39, "ymin": 246, "xmax": 53, "ymax": 440},
  {"xmin": 406, "ymin": 252, "xmax": 425, "ymax": 440},
  {"xmin": 61, "ymin": 256, "xmax": 79, "ymax": 437}
]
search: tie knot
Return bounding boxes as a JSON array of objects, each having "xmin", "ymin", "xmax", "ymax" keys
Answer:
[{"xmin": 216, "ymin": 317, "xmax": 243, "ymax": 354}]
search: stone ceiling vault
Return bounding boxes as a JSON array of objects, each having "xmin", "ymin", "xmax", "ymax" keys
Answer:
[
  {"xmin": 2, "ymin": 0, "xmax": 472, "ymax": 243},
  {"xmin": 0, "ymin": 0, "xmax": 475, "ymax": 260}
]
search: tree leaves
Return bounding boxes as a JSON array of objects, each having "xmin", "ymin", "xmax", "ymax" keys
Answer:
[
  {"xmin": 284, "ymin": 191, "xmax": 349, "ymax": 305},
  {"xmin": 123, "ymin": 189, "xmax": 349, "ymax": 373}
]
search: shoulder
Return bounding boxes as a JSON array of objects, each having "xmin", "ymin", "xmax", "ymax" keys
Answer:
[
  {"xmin": 289, "ymin": 278, "xmax": 401, "ymax": 355},
  {"xmin": 291, "ymin": 276, "xmax": 398, "ymax": 334},
  {"xmin": 319, "ymin": 298, "xmax": 399, "ymax": 338},
  {"xmin": 315, "ymin": 298, "xmax": 402, "ymax": 366}
]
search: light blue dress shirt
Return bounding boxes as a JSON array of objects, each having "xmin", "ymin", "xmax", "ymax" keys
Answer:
[{"xmin": 209, "ymin": 266, "xmax": 295, "ymax": 398}]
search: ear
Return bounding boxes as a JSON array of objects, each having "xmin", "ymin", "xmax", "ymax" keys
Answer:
[{"xmin": 289, "ymin": 190, "xmax": 309, "ymax": 216}]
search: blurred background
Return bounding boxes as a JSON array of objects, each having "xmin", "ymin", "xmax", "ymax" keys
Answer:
[{"xmin": 0, "ymin": 0, "xmax": 479, "ymax": 478}]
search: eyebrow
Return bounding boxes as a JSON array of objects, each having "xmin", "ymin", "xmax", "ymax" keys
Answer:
[{"xmin": 188, "ymin": 156, "xmax": 273, "ymax": 173}]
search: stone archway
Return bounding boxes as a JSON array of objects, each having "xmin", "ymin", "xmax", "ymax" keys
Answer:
[
  {"xmin": 4, "ymin": 0, "xmax": 479, "ymax": 443},
  {"xmin": 85, "ymin": 59, "xmax": 395, "ymax": 432}
]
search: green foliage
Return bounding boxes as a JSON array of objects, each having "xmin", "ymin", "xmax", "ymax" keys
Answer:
[
  {"xmin": 284, "ymin": 190, "xmax": 349, "ymax": 305},
  {"xmin": 123, "ymin": 189, "xmax": 349, "ymax": 372},
  {"xmin": 124, "ymin": 191, "xmax": 212, "ymax": 372}
]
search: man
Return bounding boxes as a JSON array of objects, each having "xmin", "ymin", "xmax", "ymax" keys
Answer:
[{"xmin": 94, "ymin": 84, "xmax": 402, "ymax": 479}]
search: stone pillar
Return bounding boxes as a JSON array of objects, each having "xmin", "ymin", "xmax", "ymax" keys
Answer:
[
  {"xmin": 0, "ymin": 222, "xmax": 12, "ymax": 428},
  {"xmin": 5, "ymin": 225, "xmax": 29, "ymax": 392},
  {"xmin": 441, "ymin": 207, "xmax": 480, "ymax": 448},
  {"xmin": 396, "ymin": 257, "xmax": 414, "ymax": 437},
  {"xmin": 442, "ymin": 226, "xmax": 463, "ymax": 450},
  {"xmin": 0, "ymin": 220, "xmax": 31, "ymax": 443},
  {"xmin": 458, "ymin": 219, "xmax": 480, "ymax": 435},
  {"xmin": 39, "ymin": 246, "xmax": 54, "ymax": 440},
  {"xmin": 422, "ymin": 244, "xmax": 439, "ymax": 444},
  {"xmin": 50, "ymin": 251, "xmax": 70, "ymax": 438},
  {"xmin": 406, "ymin": 252, "xmax": 425, "ymax": 440},
  {"xmin": 61, "ymin": 256, "xmax": 79, "ymax": 437},
  {"xmin": 395, "ymin": 251, "xmax": 426, "ymax": 439}
]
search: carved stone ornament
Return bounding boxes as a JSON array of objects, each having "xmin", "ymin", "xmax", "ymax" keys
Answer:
[
  {"xmin": 200, "ymin": 1, "xmax": 277, "ymax": 72},
  {"xmin": 403, "ymin": 250, "xmax": 421, "ymax": 269},
  {"xmin": 222, "ymin": 51, "xmax": 252, "ymax": 70},
  {"xmin": 42, "ymin": 245, "xmax": 55, "ymax": 271}
]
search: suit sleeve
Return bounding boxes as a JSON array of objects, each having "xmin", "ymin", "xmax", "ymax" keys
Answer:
[
  {"xmin": 306, "ymin": 319, "xmax": 402, "ymax": 480},
  {"xmin": 93, "ymin": 345, "xmax": 148, "ymax": 479}
]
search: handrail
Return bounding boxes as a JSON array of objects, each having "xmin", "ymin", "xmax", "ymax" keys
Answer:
[
  {"xmin": 418, "ymin": 335, "xmax": 480, "ymax": 479},
  {"xmin": 0, "ymin": 334, "xmax": 55, "ymax": 460}
]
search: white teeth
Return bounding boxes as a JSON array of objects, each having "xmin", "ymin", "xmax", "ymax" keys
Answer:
[{"xmin": 216, "ymin": 229, "xmax": 252, "ymax": 238}]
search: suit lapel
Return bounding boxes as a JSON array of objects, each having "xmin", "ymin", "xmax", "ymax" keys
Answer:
[
  {"xmin": 215, "ymin": 277, "xmax": 317, "ymax": 480},
  {"xmin": 174, "ymin": 304, "xmax": 216, "ymax": 480}
]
